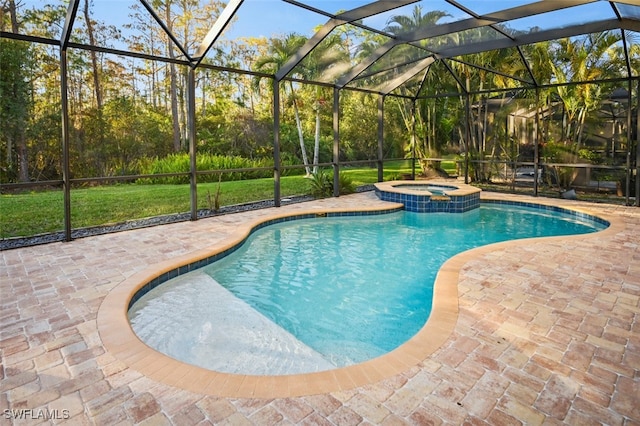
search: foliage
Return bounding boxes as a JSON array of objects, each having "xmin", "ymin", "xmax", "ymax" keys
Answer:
[
  {"xmin": 137, "ymin": 153, "xmax": 300, "ymax": 184},
  {"xmin": 206, "ymin": 174, "xmax": 223, "ymax": 212},
  {"xmin": 307, "ymin": 170, "xmax": 355, "ymax": 198},
  {"xmin": 0, "ymin": 1, "xmax": 635, "ymax": 204},
  {"xmin": 0, "ymin": 39, "xmax": 32, "ymax": 182},
  {"xmin": 338, "ymin": 172, "xmax": 357, "ymax": 195},
  {"xmin": 576, "ymin": 148, "xmax": 600, "ymax": 163},
  {"xmin": 307, "ymin": 170, "xmax": 331, "ymax": 197}
]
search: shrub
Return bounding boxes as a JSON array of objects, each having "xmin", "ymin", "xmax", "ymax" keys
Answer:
[
  {"xmin": 308, "ymin": 170, "xmax": 355, "ymax": 198},
  {"xmin": 137, "ymin": 153, "xmax": 303, "ymax": 184}
]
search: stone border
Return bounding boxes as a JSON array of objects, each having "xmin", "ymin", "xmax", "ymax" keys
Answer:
[
  {"xmin": 96, "ymin": 197, "xmax": 621, "ymax": 398},
  {"xmin": 373, "ymin": 179, "xmax": 481, "ymax": 197}
]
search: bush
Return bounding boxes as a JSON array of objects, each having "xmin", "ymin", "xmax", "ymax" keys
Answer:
[
  {"xmin": 137, "ymin": 153, "xmax": 302, "ymax": 184},
  {"xmin": 308, "ymin": 170, "xmax": 355, "ymax": 198}
]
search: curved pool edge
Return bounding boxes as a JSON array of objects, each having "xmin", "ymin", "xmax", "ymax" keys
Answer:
[{"xmin": 97, "ymin": 196, "xmax": 622, "ymax": 398}]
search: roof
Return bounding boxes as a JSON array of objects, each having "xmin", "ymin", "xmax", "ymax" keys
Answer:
[{"xmin": 2, "ymin": 0, "xmax": 639, "ymax": 98}]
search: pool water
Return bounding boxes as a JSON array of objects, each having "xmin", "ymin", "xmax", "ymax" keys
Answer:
[
  {"xmin": 392, "ymin": 184, "xmax": 454, "ymax": 194},
  {"xmin": 129, "ymin": 204, "xmax": 606, "ymax": 374}
]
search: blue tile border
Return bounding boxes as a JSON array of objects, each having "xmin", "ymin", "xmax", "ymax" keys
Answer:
[
  {"xmin": 375, "ymin": 188, "xmax": 481, "ymax": 213},
  {"xmin": 481, "ymin": 199, "xmax": 610, "ymax": 228}
]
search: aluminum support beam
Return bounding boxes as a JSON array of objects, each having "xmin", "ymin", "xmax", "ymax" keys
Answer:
[
  {"xmin": 449, "ymin": 57, "xmax": 533, "ymax": 86},
  {"xmin": 276, "ymin": 20, "xmax": 338, "ymax": 81},
  {"xmin": 377, "ymin": 57, "xmax": 435, "ymax": 95},
  {"xmin": 465, "ymin": 82, "xmax": 471, "ymax": 184},
  {"xmin": 625, "ymin": 78, "xmax": 632, "ymax": 205},
  {"xmin": 333, "ymin": 87, "xmax": 340, "ymax": 197},
  {"xmin": 61, "ymin": 0, "xmax": 80, "ymax": 49},
  {"xmin": 445, "ymin": 0, "xmax": 518, "ymax": 42},
  {"xmin": 621, "ymin": 29, "xmax": 633, "ymax": 79},
  {"xmin": 441, "ymin": 59, "xmax": 467, "ymax": 93},
  {"xmin": 60, "ymin": 50, "xmax": 72, "ymax": 241},
  {"xmin": 192, "ymin": 0, "xmax": 244, "ymax": 67},
  {"xmin": 276, "ymin": 0, "xmax": 416, "ymax": 81},
  {"xmin": 413, "ymin": 66, "xmax": 432, "ymax": 102},
  {"xmin": 338, "ymin": 0, "xmax": 595, "ymax": 88},
  {"xmin": 59, "ymin": 0, "xmax": 80, "ymax": 242},
  {"xmin": 140, "ymin": 0, "xmax": 191, "ymax": 61},
  {"xmin": 273, "ymin": 80, "xmax": 281, "ymax": 207},
  {"xmin": 188, "ymin": 68, "xmax": 198, "ymax": 220},
  {"xmin": 534, "ymin": 88, "xmax": 541, "ymax": 196},
  {"xmin": 339, "ymin": 1, "xmax": 419, "ymax": 22},
  {"xmin": 517, "ymin": 46, "xmax": 538, "ymax": 87},
  {"xmin": 435, "ymin": 19, "xmax": 626, "ymax": 60},
  {"xmin": 411, "ymin": 100, "xmax": 417, "ymax": 179},
  {"xmin": 377, "ymin": 95, "xmax": 384, "ymax": 182},
  {"xmin": 636, "ymin": 79, "xmax": 640, "ymax": 207},
  {"xmin": 337, "ymin": 42, "xmax": 395, "ymax": 88},
  {"xmin": 407, "ymin": 0, "xmax": 597, "ymax": 43}
]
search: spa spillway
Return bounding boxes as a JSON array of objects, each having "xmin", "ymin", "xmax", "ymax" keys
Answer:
[{"xmin": 374, "ymin": 180, "xmax": 481, "ymax": 213}]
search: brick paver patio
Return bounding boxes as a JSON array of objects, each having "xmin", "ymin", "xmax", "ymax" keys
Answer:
[{"xmin": 1, "ymin": 191, "xmax": 639, "ymax": 425}]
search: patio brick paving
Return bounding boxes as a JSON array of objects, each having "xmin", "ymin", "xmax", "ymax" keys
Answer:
[{"xmin": 1, "ymin": 191, "xmax": 639, "ymax": 425}]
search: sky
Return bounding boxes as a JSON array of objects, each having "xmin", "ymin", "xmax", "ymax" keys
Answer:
[
  {"xmin": 89, "ymin": 0, "xmax": 326, "ymax": 41},
  {"xmin": 19, "ymin": 0, "xmax": 633, "ymax": 52}
]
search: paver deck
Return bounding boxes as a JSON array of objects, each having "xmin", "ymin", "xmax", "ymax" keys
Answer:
[{"xmin": 1, "ymin": 191, "xmax": 639, "ymax": 425}]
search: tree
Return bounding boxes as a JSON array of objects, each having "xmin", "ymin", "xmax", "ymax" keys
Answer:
[
  {"xmin": 0, "ymin": 39, "xmax": 32, "ymax": 182},
  {"xmin": 551, "ymin": 32, "xmax": 621, "ymax": 150},
  {"xmin": 254, "ymin": 33, "xmax": 312, "ymax": 175},
  {"xmin": 83, "ymin": 0, "xmax": 103, "ymax": 110},
  {"xmin": 383, "ymin": 5, "xmax": 452, "ymax": 173},
  {"xmin": 162, "ymin": 0, "xmax": 183, "ymax": 152},
  {"xmin": 298, "ymin": 31, "xmax": 349, "ymax": 174},
  {"xmin": 0, "ymin": 0, "xmax": 31, "ymax": 183}
]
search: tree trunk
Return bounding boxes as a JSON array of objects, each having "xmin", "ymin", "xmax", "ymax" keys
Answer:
[
  {"xmin": 179, "ymin": 71, "xmax": 187, "ymax": 148},
  {"xmin": 83, "ymin": 0, "xmax": 104, "ymax": 175},
  {"xmin": 17, "ymin": 132, "xmax": 28, "ymax": 182},
  {"xmin": 84, "ymin": 0, "xmax": 102, "ymax": 110},
  {"xmin": 574, "ymin": 107, "xmax": 587, "ymax": 152},
  {"xmin": 289, "ymin": 82, "xmax": 310, "ymax": 175},
  {"xmin": 8, "ymin": 0, "xmax": 19, "ymax": 32},
  {"xmin": 165, "ymin": 1, "xmax": 182, "ymax": 152},
  {"xmin": 313, "ymin": 105, "xmax": 321, "ymax": 175}
]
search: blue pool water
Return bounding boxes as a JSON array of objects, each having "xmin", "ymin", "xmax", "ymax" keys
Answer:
[
  {"xmin": 129, "ymin": 204, "xmax": 606, "ymax": 373},
  {"xmin": 393, "ymin": 183, "xmax": 455, "ymax": 194}
]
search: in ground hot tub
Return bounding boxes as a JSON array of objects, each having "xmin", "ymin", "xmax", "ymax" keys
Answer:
[{"xmin": 374, "ymin": 180, "xmax": 481, "ymax": 213}]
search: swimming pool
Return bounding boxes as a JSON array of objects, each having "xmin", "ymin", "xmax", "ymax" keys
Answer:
[{"xmin": 128, "ymin": 203, "xmax": 607, "ymax": 375}]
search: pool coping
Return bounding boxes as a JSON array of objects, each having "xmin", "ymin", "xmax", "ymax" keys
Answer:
[
  {"xmin": 96, "ymin": 195, "xmax": 623, "ymax": 398},
  {"xmin": 373, "ymin": 179, "xmax": 481, "ymax": 197}
]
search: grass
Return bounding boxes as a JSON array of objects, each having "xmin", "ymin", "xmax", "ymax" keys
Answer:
[
  {"xmin": 1, "ymin": 162, "xmax": 416, "ymax": 238},
  {"xmin": 2, "ymin": 177, "xmax": 308, "ymax": 237},
  {"xmin": 4, "ymin": 159, "xmax": 626, "ymax": 239}
]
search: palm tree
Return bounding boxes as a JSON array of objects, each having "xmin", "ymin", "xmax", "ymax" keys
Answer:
[
  {"xmin": 253, "ymin": 33, "xmax": 311, "ymax": 175},
  {"xmin": 551, "ymin": 31, "xmax": 622, "ymax": 150},
  {"xmin": 382, "ymin": 5, "xmax": 452, "ymax": 173},
  {"xmin": 384, "ymin": 6, "xmax": 451, "ymax": 36},
  {"xmin": 298, "ymin": 32, "xmax": 349, "ymax": 174}
]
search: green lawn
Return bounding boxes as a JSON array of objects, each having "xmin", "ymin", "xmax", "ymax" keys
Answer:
[{"xmin": 1, "ymin": 162, "xmax": 417, "ymax": 238}]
